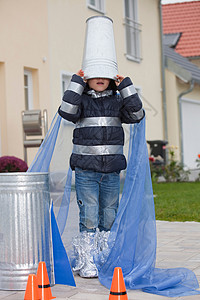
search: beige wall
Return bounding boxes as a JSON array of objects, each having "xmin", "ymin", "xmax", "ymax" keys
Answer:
[
  {"xmin": 0, "ymin": 0, "xmax": 50, "ymax": 164},
  {"xmin": 0, "ymin": 62, "xmax": 7, "ymax": 155},
  {"xmin": 190, "ymin": 58, "xmax": 200, "ymax": 68},
  {"xmin": 165, "ymin": 69, "xmax": 180, "ymax": 159}
]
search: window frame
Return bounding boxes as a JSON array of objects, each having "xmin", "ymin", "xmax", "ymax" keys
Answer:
[
  {"xmin": 87, "ymin": 0, "xmax": 105, "ymax": 14},
  {"xmin": 124, "ymin": 0, "xmax": 142, "ymax": 62},
  {"xmin": 24, "ymin": 69, "xmax": 33, "ymax": 110},
  {"xmin": 60, "ymin": 71, "xmax": 75, "ymax": 126},
  {"xmin": 60, "ymin": 71, "xmax": 73, "ymax": 95}
]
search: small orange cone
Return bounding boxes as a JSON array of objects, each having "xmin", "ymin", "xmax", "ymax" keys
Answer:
[
  {"xmin": 36, "ymin": 262, "xmax": 56, "ymax": 300},
  {"xmin": 24, "ymin": 274, "xmax": 41, "ymax": 300},
  {"xmin": 109, "ymin": 267, "xmax": 128, "ymax": 300}
]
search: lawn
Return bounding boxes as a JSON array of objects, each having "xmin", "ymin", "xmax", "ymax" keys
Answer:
[{"xmin": 152, "ymin": 182, "xmax": 200, "ymax": 222}]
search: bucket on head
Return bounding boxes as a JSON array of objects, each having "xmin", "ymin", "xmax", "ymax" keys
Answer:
[
  {"xmin": 0, "ymin": 172, "xmax": 54, "ymax": 290},
  {"xmin": 82, "ymin": 16, "xmax": 118, "ymax": 80}
]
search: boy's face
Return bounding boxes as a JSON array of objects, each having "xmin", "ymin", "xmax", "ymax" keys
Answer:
[{"xmin": 87, "ymin": 78, "xmax": 110, "ymax": 92}]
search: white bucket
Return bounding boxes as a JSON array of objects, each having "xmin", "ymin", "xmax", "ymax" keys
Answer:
[{"xmin": 82, "ymin": 16, "xmax": 118, "ymax": 80}]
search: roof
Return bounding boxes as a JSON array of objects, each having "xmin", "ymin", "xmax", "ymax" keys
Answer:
[
  {"xmin": 164, "ymin": 44, "xmax": 200, "ymax": 84},
  {"xmin": 162, "ymin": 1, "xmax": 200, "ymax": 58}
]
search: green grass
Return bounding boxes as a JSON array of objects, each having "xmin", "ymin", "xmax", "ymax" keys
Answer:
[{"xmin": 152, "ymin": 182, "xmax": 200, "ymax": 222}]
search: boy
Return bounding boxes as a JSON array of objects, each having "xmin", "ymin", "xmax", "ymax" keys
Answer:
[{"xmin": 58, "ymin": 69, "xmax": 144, "ymax": 277}]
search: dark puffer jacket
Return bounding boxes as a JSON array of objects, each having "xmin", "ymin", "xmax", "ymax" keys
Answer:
[{"xmin": 58, "ymin": 74, "xmax": 144, "ymax": 173}]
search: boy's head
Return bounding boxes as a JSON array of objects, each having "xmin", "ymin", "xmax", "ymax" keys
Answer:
[{"xmin": 87, "ymin": 78, "xmax": 110, "ymax": 92}]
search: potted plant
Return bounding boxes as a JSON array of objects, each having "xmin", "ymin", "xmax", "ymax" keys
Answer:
[{"xmin": 0, "ymin": 155, "xmax": 28, "ymax": 173}]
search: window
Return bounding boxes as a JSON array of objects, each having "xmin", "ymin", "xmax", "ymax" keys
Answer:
[
  {"xmin": 87, "ymin": 0, "xmax": 105, "ymax": 13},
  {"xmin": 124, "ymin": 0, "xmax": 141, "ymax": 62},
  {"xmin": 61, "ymin": 73, "xmax": 72, "ymax": 95},
  {"xmin": 24, "ymin": 70, "xmax": 33, "ymax": 110},
  {"xmin": 61, "ymin": 72, "xmax": 74, "ymax": 126}
]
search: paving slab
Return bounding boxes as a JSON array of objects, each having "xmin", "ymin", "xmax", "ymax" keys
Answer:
[{"xmin": 0, "ymin": 221, "xmax": 200, "ymax": 299}]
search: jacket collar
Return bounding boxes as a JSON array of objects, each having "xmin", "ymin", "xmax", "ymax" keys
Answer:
[{"xmin": 87, "ymin": 89, "xmax": 113, "ymax": 98}]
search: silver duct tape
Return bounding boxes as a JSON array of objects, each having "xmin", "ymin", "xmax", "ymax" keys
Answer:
[
  {"xmin": 60, "ymin": 100, "xmax": 79, "ymax": 115},
  {"xmin": 72, "ymin": 232, "xmax": 98, "ymax": 278},
  {"xmin": 131, "ymin": 108, "xmax": 144, "ymax": 120},
  {"xmin": 120, "ymin": 84, "xmax": 137, "ymax": 99},
  {"xmin": 94, "ymin": 230, "xmax": 112, "ymax": 267},
  {"xmin": 76, "ymin": 117, "xmax": 121, "ymax": 128},
  {"xmin": 73, "ymin": 144, "xmax": 123, "ymax": 156},
  {"xmin": 0, "ymin": 173, "xmax": 54, "ymax": 290},
  {"xmin": 72, "ymin": 230, "xmax": 111, "ymax": 278},
  {"xmin": 68, "ymin": 81, "xmax": 84, "ymax": 95}
]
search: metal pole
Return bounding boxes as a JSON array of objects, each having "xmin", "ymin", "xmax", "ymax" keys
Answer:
[
  {"xmin": 159, "ymin": 0, "xmax": 168, "ymax": 143},
  {"xmin": 43, "ymin": 109, "xmax": 48, "ymax": 136}
]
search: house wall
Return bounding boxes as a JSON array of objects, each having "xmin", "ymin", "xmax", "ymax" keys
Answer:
[
  {"xmin": 0, "ymin": 0, "xmax": 50, "ymax": 164},
  {"xmin": 177, "ymin": 80, "xmax": 200, "ymax": 169},
  {"xmin": 165, "ymin": 68, "xmax": 200, "ymax": 165},
  {"xmin": 190, "ymin": 58, "xmax": 200, "ymax": 68},
  {"xmin": 0, "ymin": 62, "xmax": 7, "ymax": 156},
  {"xmin": 165, "ymin": 69, "xmax": 180, "ymax": 160}
]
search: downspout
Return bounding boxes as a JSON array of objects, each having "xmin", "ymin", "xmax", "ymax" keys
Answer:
[
  {"xmin": 178, "ymin": 80, "xmax": 195, "ymax": 165},
  {"xmin": 159, "ymin": 1, "xmax": 168, "ymax": 143}
]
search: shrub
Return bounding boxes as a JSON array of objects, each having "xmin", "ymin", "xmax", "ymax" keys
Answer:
[
  {"xmin": 149, "ymin": 148, "xmax": 190, "ymax": 183},
  {"xmin": 149, "ymin": 157, "xmax": 164, "ymax": 183},
  {"xmin": 0, "ymin": 156, "xmax": 28, "ymax": 173}
]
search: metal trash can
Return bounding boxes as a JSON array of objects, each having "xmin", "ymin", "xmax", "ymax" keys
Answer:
[{"xmin": 0, "ymin": 172, "xmax": 54, "ymax": 290}]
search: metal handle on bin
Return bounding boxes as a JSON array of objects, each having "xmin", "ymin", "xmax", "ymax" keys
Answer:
[{"xmin": 22, "ymin": 109, "xmax": 48, "ymax": 163}]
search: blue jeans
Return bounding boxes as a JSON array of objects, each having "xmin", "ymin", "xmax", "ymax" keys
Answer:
[{"xmin": 75, "ymin": 167, "xmax": 120, "ymax": 232}]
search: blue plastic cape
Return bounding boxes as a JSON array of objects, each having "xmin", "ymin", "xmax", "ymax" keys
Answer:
[{"xmin": 28, "ymin": 112, "xmax": 200, "ymax": 297}]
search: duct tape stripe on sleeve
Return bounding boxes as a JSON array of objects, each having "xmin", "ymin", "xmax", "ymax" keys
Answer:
[
  {"xmin": 68, "ymin": 81, "xmax": 84, "ymax": 95},
  {"xmin": 60, "ymin": 101, "xmax": 79, "ymax": 114},
  {"xmin": 120, "ymin": 85, "xmax": 137, "ymax": 99},
  {"xmin": 131, "ymin": 108, "xmax": 144, "ymax": 120}
]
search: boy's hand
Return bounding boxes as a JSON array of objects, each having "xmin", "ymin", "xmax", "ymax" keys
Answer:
[
  {"xmin": 76, "ymin": 69, "xmax": 87, "ymax": 82},
  {"xmin": 76, "ymin": 69, "xmax": 85, "ymax": 77},
  {"xmin": 115, "ymin": 75, "xmax": 124, "ymax": 86}
]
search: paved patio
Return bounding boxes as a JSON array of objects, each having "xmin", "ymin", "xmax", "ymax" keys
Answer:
[{"xmin": 0, "ymin": 220, "xmax": 200, "ymax": 300}]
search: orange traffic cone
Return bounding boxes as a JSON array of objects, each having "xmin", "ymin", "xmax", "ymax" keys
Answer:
[
  {"xmin": 24, "ymin": 274, "xmax": 41, "ymax": 300},
  {"xmin": 109, "ymin": 267, "xmax": 128, "ymax": 300},
  {"xmin": 36, "ymin": 262, "xmax": 56, "ymax": 300}
]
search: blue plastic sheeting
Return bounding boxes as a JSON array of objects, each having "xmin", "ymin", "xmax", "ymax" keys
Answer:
[
  {"xmin": 28, "ymin": 112, "xmax": 200, "ymax": 296},
  {"xmin": 28, "ymin": 113, "xmax": 75, "ymax": 286},
  {"xmin": 29, "ymin": 113, "xmax": 61, "ymax": 173},
  {"xmin": 97, "ymin": 118, "xmax": 200, "ymax": 297},
  {"xmin": 28, "ymin": 113, "xmax": 72, "ymax": 236},
  {"xmin": 51, "ymin": 204, "xmax": 75, "ymax": 286}
]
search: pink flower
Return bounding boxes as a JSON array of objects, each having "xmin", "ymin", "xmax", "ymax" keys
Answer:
[
  {"xmin": 149, "ymin": 157, "xmax": 155, "ymax": 162},
  {"xmin": 0, "ymin": 156, "xmax": 28, "ymax": 173}
]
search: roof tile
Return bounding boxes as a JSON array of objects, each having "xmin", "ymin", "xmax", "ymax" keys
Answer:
[{"xmin": 162, "ymin": 1, "xmax": 200, "ymax": 57}]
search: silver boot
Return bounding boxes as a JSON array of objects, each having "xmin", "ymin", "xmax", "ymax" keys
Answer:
[
  {"xmin": 95, "ymin": 230, "xmax": 111, "ymax": 266},
  {"xmin": 72, "ymin": 231, "xmax": 98, "ymax": 278}
]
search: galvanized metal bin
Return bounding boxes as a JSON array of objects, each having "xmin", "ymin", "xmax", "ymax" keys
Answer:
[{"xmin": 0, "ymin": 172, "xmax": 54, "ymax": 290}]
